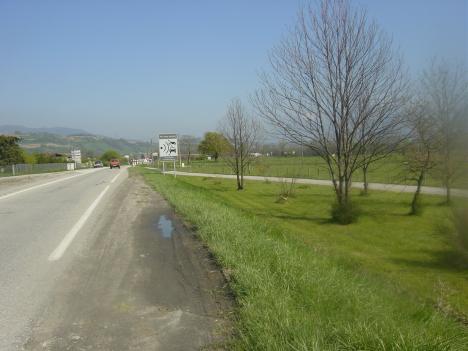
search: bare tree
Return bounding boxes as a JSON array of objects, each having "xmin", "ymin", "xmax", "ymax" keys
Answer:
[
  {"xmin": 405, "ymin": 102, "xmax": 440, "ymax": 215},
  {"xmin": 221, "ymin": 98, "xmax": 261, "ymax": 190},
  {"xmin": 421, "ymin": 61, "xmax": 468, "ymax": 203},
  {"xmin": 253, "ymin": 0, "xmax": 406, "ymax": 219},
  {"xmin": 277, "ymin": 139, "xmax": 288, "ymax": 156},
  {"xmin": 179, "ymin": 135, "xmax": 199, "ymax": 165},
  {"xmin": 359, "ymin": 116, "xmax": 403, "ymax": 195}
]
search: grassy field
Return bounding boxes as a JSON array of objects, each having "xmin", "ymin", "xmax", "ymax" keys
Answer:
[
  {"xmin": 137, "ymin": 168, "xmax": 467, "ymax": 350},
  {"xmin": 175, "ymin": 155, "xmax": 468, "ymax": 189}
]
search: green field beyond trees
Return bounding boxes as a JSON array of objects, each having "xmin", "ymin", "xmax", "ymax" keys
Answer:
[
  {"xmin": 176, "ymin": 156, "xmax": 468, "ymax": 189},
  {"xmin": 137, "ymin": 168, "xmax": 467, "ymax": 350}
]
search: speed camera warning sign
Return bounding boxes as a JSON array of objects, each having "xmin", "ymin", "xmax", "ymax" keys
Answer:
[{"xmin": 159, "ymin": 134, "xmax": 178, "ymax": 160}]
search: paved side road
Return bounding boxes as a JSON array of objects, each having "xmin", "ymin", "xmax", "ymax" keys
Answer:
[
  {"xmin": 0, "ymin": 167, "xmax": 230, "ymax": 350},
  {"xmin": 157, "ymin": 169, "xmax": 468, "ymax": 198}
]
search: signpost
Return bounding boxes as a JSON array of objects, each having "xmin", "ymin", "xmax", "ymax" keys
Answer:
[
  {"xmin": 158, "ymin": 134, "xmax": 178, "ymax": 177},
  {"xmin": 71, "ymin": 149, "xmax": 82, "ymax": 164}
]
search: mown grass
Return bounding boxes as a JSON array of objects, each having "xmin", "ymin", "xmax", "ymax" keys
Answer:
[
  {"xmin": 137, "ymin": 168, "xmax": 468, "ymax": 350},
  {"xmin": 176, "ymin": 155, "xmax": 468, "ymax": 189}
]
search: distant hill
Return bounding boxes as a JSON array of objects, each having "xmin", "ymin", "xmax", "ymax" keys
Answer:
[
  {"xmin": 0, "ymin": 126, "xmax": 151, "ymax": 156},
  {"xmin": 0, "ymin": 125, "xmax": 90, "ymax": 136}
]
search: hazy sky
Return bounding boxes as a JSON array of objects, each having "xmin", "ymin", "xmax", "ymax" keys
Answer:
[{"xmin": 0, "ymin": 0, "xmax": 466, "ymax": 140}]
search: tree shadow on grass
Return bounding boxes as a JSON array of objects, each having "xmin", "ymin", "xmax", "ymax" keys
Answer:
[
  {"xmin": 390, "ymin": 248, "xmax": 468, "ymax": 273},
  {"xmin": 267, "ymin": 212, "xmax": 333, "ymax": 225}
]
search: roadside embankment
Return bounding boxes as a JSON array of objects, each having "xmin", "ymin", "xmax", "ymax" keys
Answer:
[{"xmin": 137, "ymin": 168, "xmax": 467, "ymax": 350}]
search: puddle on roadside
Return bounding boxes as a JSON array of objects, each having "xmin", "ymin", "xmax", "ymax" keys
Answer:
[{"xmin": 155, "ymin": 215, "xmax": 174, "ymax": 238}]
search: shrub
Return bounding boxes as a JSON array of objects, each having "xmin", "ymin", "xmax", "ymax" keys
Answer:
[
  {"xmin": 331, "ymin": 200, "xmax": 360, "ymax": 224},
  {"xmin": 276, "ymin": 177, "xmax": 296, "ymax": 203}
]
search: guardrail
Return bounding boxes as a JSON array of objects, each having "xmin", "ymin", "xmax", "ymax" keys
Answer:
[{"xmin": 0, "ymin": 163, "xmax": 87, "ymax": 177}]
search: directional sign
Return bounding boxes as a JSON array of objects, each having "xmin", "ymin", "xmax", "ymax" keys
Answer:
[
  {"xmin": 70, "ymin": 149, "xmax": 82, "ymax": 164},
  {"xmin": 159, "ymin": 134, "xmax": 178, "ymax": 160}
]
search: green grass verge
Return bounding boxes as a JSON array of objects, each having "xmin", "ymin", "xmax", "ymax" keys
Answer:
[
  {"xmin": 175, "ymin": 155, "xmax": 468, "ymax": 189},
  {"xmin": 137, "ymin": 168, "xmax": 467, "ymax": 350}
]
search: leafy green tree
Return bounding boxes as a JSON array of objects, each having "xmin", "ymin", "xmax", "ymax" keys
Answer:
[
  {"xmin": 100, "ymin": 150, "xmax": 121, "ymax": 164},
  {"xmin": 21, "ymin": 150, "xmax": 37, "ymax": 164},
  {"xmin": 0, "ymin": 135, "xmax": 24, "ymax": 165},
  {"xmin": 198, "ymin": 132, "xmax": 231, "ymax": 161}
]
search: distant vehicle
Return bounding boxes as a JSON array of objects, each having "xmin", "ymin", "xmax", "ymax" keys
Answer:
[
  {"xmin": 94, "ymin": 160, "xmax": 103, "ymax": 168},
  {"xmin": 110, "ymin": 159, "xmax": 120, "ymax": 169}
]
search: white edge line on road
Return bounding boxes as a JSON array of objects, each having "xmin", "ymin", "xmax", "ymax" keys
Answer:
[
  {"xmin": 110, "ymin": 172, "xmax": 120, "ymax": 183},
  {"xmin": 48, "ymin": 184, "xmax": 110, "ymax": 261}
]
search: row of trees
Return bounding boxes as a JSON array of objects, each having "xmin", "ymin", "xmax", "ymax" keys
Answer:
[
  {"xmin": 407, "ymin": 64, "xmax": 467, "ymax": 212},
  {"xmin": 207, "ymin": 0, "xmax": 466, "ymax": 223},
  {"xmin": 0, "ymin": 135, "xmax": 69, "ymax": 165},
  {"xmin": 0, "ymin": 136, "xmax": 24, "ymax": 166},
  {"xmin": 0, "ymin": 135, "xmax": 125, "ymax": 167}
]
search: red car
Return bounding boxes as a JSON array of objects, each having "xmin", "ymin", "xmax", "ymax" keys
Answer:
[{"xmin": 110, "ymin": 159, "xmax": 120, "ymax": 169}]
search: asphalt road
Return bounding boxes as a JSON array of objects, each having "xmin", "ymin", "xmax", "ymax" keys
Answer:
[{"xmin": 0, "ymin": 167, "xmax": 229, "ymax": 350}]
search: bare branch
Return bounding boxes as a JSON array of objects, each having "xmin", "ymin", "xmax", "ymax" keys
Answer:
[
  {"xmin": 220, "ymin": 98, "xmax": 262, "ymax": 190},
  {"xmin": 253, "ymin": 0, "xmax": 407, "ymax": 204}
]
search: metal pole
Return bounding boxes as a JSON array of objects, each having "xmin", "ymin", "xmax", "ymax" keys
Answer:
[{"xmin": 174, "ymin": 160, "xmax": 176, "ymax": 178}]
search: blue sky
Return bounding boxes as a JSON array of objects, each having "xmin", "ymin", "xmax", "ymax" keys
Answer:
[{"xmin": 0, "ymin": 0, "xmax": 466, "ymax": 140}]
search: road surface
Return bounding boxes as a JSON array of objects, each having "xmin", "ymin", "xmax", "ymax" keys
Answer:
[
  {"xmin": 0, "ymin": 167, "xmax": 230, "ymax": 350},
  {"xmin": 158, "ymin": 170, "xmax": 468, "ymax": 198}
]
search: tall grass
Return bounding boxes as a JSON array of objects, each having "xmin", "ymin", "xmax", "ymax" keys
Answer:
[{"xmin": 139, "ymin": 169, "xmax": 467, "ymax": 350}]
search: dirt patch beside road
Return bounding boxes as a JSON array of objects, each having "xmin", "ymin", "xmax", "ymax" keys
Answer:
[{"xmin": 23, "ymin": 174, "xmax": 232, "ymax": 350}]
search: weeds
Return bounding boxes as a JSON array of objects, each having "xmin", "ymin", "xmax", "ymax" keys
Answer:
[{"xmin": 276, "ymin": 177, "xmax": 296, "ymax": 203}]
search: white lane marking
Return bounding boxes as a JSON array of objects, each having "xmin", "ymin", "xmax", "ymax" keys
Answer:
[
  {"xmin": 110, "ymin": 172, "xmax": 120, "ymax": 184},
  {"xmin": 48, "ymin": 184, "xmax": 110, "ymax": 261},
  {"xmin": 0, "ymin": 169, "xmax": 102, "ymax": 201}
]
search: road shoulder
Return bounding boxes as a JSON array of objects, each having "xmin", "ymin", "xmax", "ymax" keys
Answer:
[{"xmin": 23, "ymin": 173, "xmax": 232, "ymax": 350}]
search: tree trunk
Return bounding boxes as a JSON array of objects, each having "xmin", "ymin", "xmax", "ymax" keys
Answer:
[
  {"xmin": 362, "ymin": 165, "xmax": 369, "ymax": 195},
  {"xmin": 344, "ymin": 175, "xmax": 351, "ymax": 205},
  {"xmin": 338, "ymin": 176, "xmax": 345, "ymax": 205},
  {"xmin": 444, "ymin": 173, "xmax": 451, "ymax": 204},
  {"xmin": 237, "ymin": 174, "xmax": 243, "ymax": 190},
  {"xmin": 236, "ymin": 156, "xmax": 243, "ymax": 190},
  {"xmin": 411, "ymin": 170, "xmax": 425, "ymax": 215},
  {"xmin": 239, "ymin": 158, "xmax": 244, "ymax": 189}
]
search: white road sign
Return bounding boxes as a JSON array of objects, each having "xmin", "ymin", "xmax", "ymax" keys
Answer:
[
  {"xmin": 70, "ymin": 149, "xmax": 82, "ymax": 164},
  {"xmin": 158, "ymin": 134, "xmax": 178, "ymax": 160}
]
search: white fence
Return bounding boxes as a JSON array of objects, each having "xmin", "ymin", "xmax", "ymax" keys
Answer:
[{"xmin": 0, "ymin": 163, "xmax": 82, "ymax": 177}]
